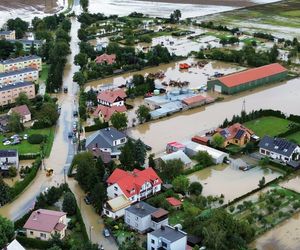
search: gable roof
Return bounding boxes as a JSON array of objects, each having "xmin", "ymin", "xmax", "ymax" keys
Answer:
[
  {"xmin": 0, "ymin": 67, "xmax": 38, "ymax": 78},
  {"xmin": 126, "ymin": 201, "xmax": 157, "ymax": 218},
  {"xmin": 23, "ymin": 209, "xmax": 66, "ymax": 233},
  {"xmin": 166, "ymin": 197, "xmax": 182, "ymax": 207},
  {"xmin": 217, "ymin": 63, "xmax": 287, "ymax": 88},
  {"xmin": 95, "ymin": 53, "xmax": 116, "ymax": 64},
  {"xmin": 93, "ymin": 105, "xmax": 127, "ymax": 122},
  {"xmin": 161, "ymin": 151, "xmax": 192, "ymax": 166},
  {"xmin": 0, "ymin": 55, "xmax": 41, "ymax": 65},
  {"xmin": 258, "ymin": 136, "xmax": 298, "ymax": 157},
  {"xmin": 217, "ymin": 123, "xmax": 254, "ymax": 141},
  {"xmin": 85, "ymin": 127, "xmax": 126, "ymax": 149},
  {"xmin": 6, "ymin": 239, "xmax": 25, "ymax": 250},
  {"xmin": 0, "ymin": 81, "xmax": 34, "ymax": 92},
  {"xmin": 107, "ymin": 167, "xmax": 162, "ymax": 198},
  {"xmin": 0, "ymin": 149, "xmax": 17, "ymax": 157},
  {"xmin": 182, "ymin": 94, "xmax": 206, "ymax": 106},
  {"xmin": 150, "ymin": 225, "xmax": 187, "ymax": 243},
  {"xmin": 9, "ymin": 104, "xmax": 31, "ymax": 117},
  {"xmin": 97, "ymin": 88, "xmax": 127, "ymax": 103}
]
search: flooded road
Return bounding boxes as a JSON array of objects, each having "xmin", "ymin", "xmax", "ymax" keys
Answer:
[
  {"xmin": 128, "ymin": 77, "xmax": 300, "ymax": 154},
  {"xmin": 188, "ymin": 164, "xmax": 282, "ymax": 203}
]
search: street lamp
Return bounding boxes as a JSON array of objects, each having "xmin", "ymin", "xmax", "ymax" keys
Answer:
[{"xmin": 89, "ymin": 225, "xmax": 94, "ymax": 241}]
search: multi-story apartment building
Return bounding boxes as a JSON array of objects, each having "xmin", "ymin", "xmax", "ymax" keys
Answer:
[
  {"xmin": 0, "ymin": 68, "xmax": 39, "ymax": 85},
  {"xmin": 0, "ymin": 55, "xmax": 42, "ymax": 73}
]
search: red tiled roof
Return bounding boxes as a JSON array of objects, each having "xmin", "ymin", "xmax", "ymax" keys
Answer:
[
  {"xmin": 10, "ymin": 104, "xmax": 31, "ymax": 117},
  {"xmin": 93, "ymin": 105, "xmax": 127, "ymax": 122},
  {"xmin": 182, "ymin": 94, "xmax": 206, "ymax": 106},
  {"xmin": 192, "ymin": 136, "xmax": 209, "ymax": 143},
  {"xmin": 167, "ymin": 141, "xmax": 185, "ymax": 149},
  {"xmin": 107, "ymin": 167, "xmax": 162, "ymax": 198},
  {"xmin": 166, "ymin": 197, "xmax": 182, "ymax": 207},
  {"xmin": 216, "ymin": 123, "xmax": 254, "ymax": 140},
  {"xmin": 54, "ymin": 222, "xmax": 66, "ymax": 231},
  {"xmin": 97, "ymin": 88, "xmax": 127, "ymax": 103},
  {"xmin": 95, "ymin": 53, "xmax": 116, "ymax": 65},
  {"xmin": 217, "ymin": 63, "xmax": 287, "ymax": 88},
  {"xmin": 24, "ymin": 209, "xmax": 66, "ymax": 233}
]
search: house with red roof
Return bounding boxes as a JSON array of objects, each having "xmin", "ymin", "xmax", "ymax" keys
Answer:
[
  {"xmin": 215, "ymin": 123, "xmax": 255, "ymax": 147},
  {"xmin": 106, "ymin": 167, "xmax": 162, "ymax": 203},
  {"xmin": 166, "ymin": 197, "xmax": 182, "ymax": 209},
  {"xmin": 94, "ymin": 88, "xmax": 127, "ymax": 123},
  {"xmin": 207, "ymin": 63, "xmax": 287, "ymax": 94},
  {"xmin": 23, "ymin": 209, "xmax": 67, "ymax": 241},
  {"xmin": 95, "ymin": 53, "xmax": 116, "ymax": 65},
  {"xmin": 8, "ymin": 104, "xmax": 31, "ymax": 123}
]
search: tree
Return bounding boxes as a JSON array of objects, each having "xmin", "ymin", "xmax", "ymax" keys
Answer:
[
  {"xmin": 6, "ymin": 18, "xmax": 29, "ymax": 38},
  {"xmin": 211, "ymin": 133, "xmax": 225, "ymax": 148},
  {"xmin": 0, "ymin": 178, "xmax": 11, "ymax": 206},
  {"xmin": 90, "ymin": 182, "xmax": 106, "ymax": 213},
  {"xmin": 194, "ymin": 151, "xmax": 214, "ymax": 167},
  {"xmin": 62, "ymin": 192, "xmax": 77, "ymax": 215},
  {"xmin": 258, "ymin": 177, "xmax": 266, "ymax": 188},
  {"xmin": 8, "ymin": 112, "xmax": 23, "ymax": 133},
  {"xmin": 136, "ymin": 105, "xmax": 150, "ymax": 124},
  {"xmin": 134, "ymin": 139, "xmax": 147, "ymax": 166},
  {"xmin": 110, "ymin": 112, "xmax": 128, "ymax": 130},
  {"xmin": 119, "ymin": 139, "xmax": 136, "ymax": 170},
  {"xmin": 80, "ymin": 0, "xmax": 89, "ymax": 12},
  {"xmin": 0, "ymin": 215, "xmax": 14, "ymax": 248},
  {"xmin": 73, "ymin": 71, "xmax": 86, "ymax": 86},
  {"xmin": 170, "ymin": 10, "xmax": 181, "ymax": 23},
  {"xmin": 189, "ymin": 182, "xmax": 203, "ymax": 196},
  {"xmin": 36, "ymin": 102, "xmax": 59, "ymax": 127},
  {"xmin": 161, "ymin": 159, "xmax": 184, "ymax": 182},
  {"xmin": 15, "ymin": 92, "xmax": 31, "ymax": 107},
  {"xmin": 148, "ymin": 154, "xmax": 156, "ymax": 169},
  {"xmin": 172, "ymin": 175, "xmax": 190, "ymax": 194},
  {"xmin": 74, "ymin": 53, "xmax": 88, "ymax": 69}
]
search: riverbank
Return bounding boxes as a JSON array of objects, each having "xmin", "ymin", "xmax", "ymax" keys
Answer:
[{"xmin": 0, "ymin": 0, "xmax": 58, "ymax": 12}]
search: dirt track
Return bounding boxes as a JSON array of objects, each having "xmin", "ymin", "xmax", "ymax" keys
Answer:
[{"xmin": 0, "ymin": 0, "xmax": 58, "ymax": 12}]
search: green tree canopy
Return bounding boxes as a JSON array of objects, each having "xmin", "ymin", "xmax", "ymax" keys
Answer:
[
  {"xmin": 62, "ymin": 192, "xmax": 77, "ymax": 216},
  {"xmin": 189, "ymin": 182, "xmax": 203, "ymax": 196},
  {"xmin": 0, "ymin": 215, "xmax": 14, "ymax": 248},
  {"xmin": 211, "ymin": 134, "xmax": 225, "ymax": 148},
  {"xmin": 172, "ymin": 175, "xmax": 190, "ymax": 194},
  {"xmin": 110, "ymin": 112, "xmax": 128, "ymax": 130},
  {"xmin": 194, "ymin": 151, "xmax": 214, "ymax": 167},
  {"xmin": 161, "ymin": 159, "xmax": 184, "ymax": 182},
  {"xmin": 8, "ymin": 112, "xmax": 23, "ymax": 133},
  {"xmin": 136, "ymin": 105, "xmax": 150, "ymax": 124}
]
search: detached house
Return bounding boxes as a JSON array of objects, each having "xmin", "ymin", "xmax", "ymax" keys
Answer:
[
  {"xmin": 106, "ymin": 167, "xmax": 162, "ymax": 202},
  {"xmin": 215, "ymin": 123, "xmax": 255, "ymax": 147},
  {"xmin": 8, "ymin": 104, "xmax": 31, "ymax": 123},
  {"xmin": 95, "ymin": 53, "xmax": 116, "ymax": 65},
  {"xmin": 85, "ymin": 127, "xmax": 127, "ymax": 159},
  {"xmin": 125, "ymin": 201, "xmax": 168, "ymax": 233},
  {"xmin": 23, "ymin": 209, "xmax": 67, "ymax": 241},
  {"xmin": 0, "ymin": 149, "xmax": 19, "ymax": 171},
  {"xmin": 258, "ymin": 136, "xmax": 300, "ymax": 167},
  {"xmin": 93, "ymin": 88, "xmax": 127, "ymax": 123}
]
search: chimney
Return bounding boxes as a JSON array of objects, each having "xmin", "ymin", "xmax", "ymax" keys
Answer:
[{"xmin": 161, "ymin": 225, "xmax": 165, "ymax": 231}]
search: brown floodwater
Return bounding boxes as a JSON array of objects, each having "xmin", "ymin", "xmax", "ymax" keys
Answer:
[
  {"xmin": 85, "ymin": 59, "xmax": 244, "ymax": 91},
  {"xmin": 128, "ymin": 77, "xmax": 300, "ymax": 154},
  {"xmin": 188, "ymin": 164, "xmax": 282, "ymax": 203}
]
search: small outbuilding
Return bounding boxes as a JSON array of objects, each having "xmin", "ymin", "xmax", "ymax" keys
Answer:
[{"xmin": 166, "ymin": 197, "xmax": 182, "ymax": 209}]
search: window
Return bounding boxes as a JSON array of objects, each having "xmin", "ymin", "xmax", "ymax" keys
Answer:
[
  {"xmin": 151, "ymin": 248, "xmax": 155, "ymax": 250},
  {"xmin": 114, "ymin": 186, "xmax": 118, "ymax": 191},
  {"xmin": 151, "ymin": 239, "xmax": 155, "ymax": 244},
  {"xmin": 162, "ymin": 241, "xmax": 168, "ymax": 248},
  {"xmin": 30, "ymin": 231, "xmax": 33, "ymax": 235},
  {"xmin": 235, "ymin": 139, "xmax": 238, "ymax": 143},
  {"xmin": 40, "ymin": 233, "xmax": 46, "ymax": 238}
]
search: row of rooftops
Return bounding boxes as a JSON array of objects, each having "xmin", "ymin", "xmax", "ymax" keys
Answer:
[
  {"xmin": 0, "ymin": 81, "xmax": 34, "ymax": 91},
  {"xmin": 0, "ymin": 55, "xmax": 41, "ymax": 65},
  {"xmin": 0, "ymin": 67, "xmax": 38, "ymax": 78}
]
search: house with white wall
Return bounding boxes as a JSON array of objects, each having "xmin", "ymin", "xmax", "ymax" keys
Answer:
[
  {"xmin": 0, "ymin": 149, "xmax": 19, "ymax": 171},
  {"xmin": 106, "ymin": 167, "xmax": 162, "ymax": 203},
  {"xmin": 103, "ymin": 194, "xmax": 131, "ymax": 219},
  {"xmin": 147, "ymin": 225, "xmax": 187, "ymax": 250},
  {"xmin": 125, "ymin": 201, "xmax": 168, "ymax": 233}
]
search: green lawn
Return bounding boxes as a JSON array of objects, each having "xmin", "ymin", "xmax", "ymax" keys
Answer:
[
  {"xmin": 243, "ymin": 116, "xmax": 295, "ymax": 137},
  {"xmin": 0, "ymin": 127, "xmax": 55, "ymax": 156},
  {"xmin": 40, "ymin": 63, "xmax": 50, "ymax": 82},
  {"xmin": 287, "ymin": 131, "xmax": 300, "ymax": 144}
]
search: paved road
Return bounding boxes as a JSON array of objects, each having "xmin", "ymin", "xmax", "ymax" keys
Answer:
[{"xmin": 0, "ymin": 1, "xmax": 118, "ymax": 249}]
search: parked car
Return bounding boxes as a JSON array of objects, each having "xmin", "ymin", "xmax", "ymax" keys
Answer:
[
  {"xmin": 103, "ymin": 228, "xmax": 110, "ymax": 237},
  {"xmin": 68, "ymin": 132, "xmax": 73, "ymax": 138},
  {"xmin": 99, "ymin": 245, "xmax": 104, "ymax": 250},
  {"xmin": 84, "ymin": 196, "xmax": 91, "ymax": 205},
  {"xmin": 23, "ymin": 134, "xmax": 28, "ymax": 140},
  {"xmin": 2, "ymin": 137, "xmax": 9, "ymax": 143},
  {"xmin": 3, "ymin": 140, "xmax": 11, "ymax": 146},
  {"xmin": 63, "ymin": 87, "xmax": 68, "ymax": 93},
  {"xmin": 10, "ymin": 134, "xmax": 19, "ymax": 140},
  {"xmin": 73, "ymin": 111, "xmax": 78, "ymax": 117},
  {"xmin": 11, "ymin": 140, "xmax": 20, "ymax": 145}
]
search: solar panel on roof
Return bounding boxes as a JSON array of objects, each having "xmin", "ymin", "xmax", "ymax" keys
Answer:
[{"xmin": 235, "ymin": 129, "xmax": 245, "ymax": 140}]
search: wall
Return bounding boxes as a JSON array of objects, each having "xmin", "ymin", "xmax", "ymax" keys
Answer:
[{"xmin": 125, "ymin": 210, "xmax": 152, "ymax": 233}]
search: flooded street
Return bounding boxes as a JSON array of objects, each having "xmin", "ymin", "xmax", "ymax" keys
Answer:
[
  {"xmin": 128, "ymin": 77, "xmax": 300, "ymax": 154},
  {"xmin": 188, "ymin": 164, "xmax": 282, "ymax": 203}
]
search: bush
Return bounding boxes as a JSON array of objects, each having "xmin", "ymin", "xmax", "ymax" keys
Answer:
[
  {"xmin": 28, "ymin": 134, "xmax": 45, "ymax": 144},
  {"xmin": 188, "ymin": 182, "xmax": 203, "ymax": 196},
  {"xmin": 16, "ymin": 236, "xmax": 52, "ymax": 249},
  {"xmin": 8, "ymin": 166, "xmax": 17, "ymax": 177}
]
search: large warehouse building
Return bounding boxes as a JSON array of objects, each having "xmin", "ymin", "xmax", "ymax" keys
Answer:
[{"xmin": 207, "ymin": 63, "xmax": 288, "ymax": 94}]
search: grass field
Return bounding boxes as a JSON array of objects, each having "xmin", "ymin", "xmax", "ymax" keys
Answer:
[
  {"xmin": 40, "ymin": 63, "xmax": 50, "ymax": 82},
  {"xmin": 287, "ymin": 131, "xmax": 300, "ymax": 145},
  {"xmin": 0, "ymin": 127, "xmax": 55, "ymax": 156},
  {"xmin": 243, "ymin": 116, "xmax": 295, "ymax": 137}
]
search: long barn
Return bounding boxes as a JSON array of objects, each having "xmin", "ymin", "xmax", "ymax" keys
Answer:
[{"xmin": 207, "ymin": 63, "xmax": 288, "ymax": 94}]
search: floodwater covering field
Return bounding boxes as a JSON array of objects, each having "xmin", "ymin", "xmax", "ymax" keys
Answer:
[
  {"xmin": 188, "ymin": 164, "xmax": 282, "ymax": 203},
  {"xmin": 85, "ymin": 59, "xmax": 244, "ymax": 91}
]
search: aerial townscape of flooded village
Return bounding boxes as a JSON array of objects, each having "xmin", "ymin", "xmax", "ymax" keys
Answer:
[{"xmin": 0, "ymin": 0, "xmax": 300, "ymax": 249}]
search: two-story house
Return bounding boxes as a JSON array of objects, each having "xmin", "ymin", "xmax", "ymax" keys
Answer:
[
  {"xmin": 8, "ymin": 104, "xmax": 31, "ymax": 123},
  {"xmin": 0, "ymin": 149, "xmax": 19, "ymax": 171},
  {"xmin": 0, "ymin": 30, "xmax": 15, "ymax": 40},
  {"xmin": 106, "ymin": 167, "xmax": 162, "ymax": 203},
  {"xmin": 125, "ymin": 201, "xmax": 169, "ymax": 233},
  {"xmin": 85, "ymin": 127, "xmax": 127, "ymax": 159},
  {"xmin": 147, "ymin": 225, "xmax": 187, "ymax": 250},
  {"xmin": 258, "ymin": 136, "xmax": 300, "ymax": 167},
  {"xmin": 215, "ymin": 123, "xmax": 255, "ymax": 147},
  {"xmin": 93, "ymin": 88, "xmax": 127, "ymax": 123},
  {"xmin": 0, "ymin": 55, "xmax": 42, "ymax": 73},
  {"xmin": 23, "ymin": 209, "xmax": 67, "ymax": 241}
]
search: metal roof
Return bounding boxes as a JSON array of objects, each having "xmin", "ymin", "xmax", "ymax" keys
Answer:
[
  {"xmin": 0, "ymin": 149, "xmax": 17, "ymax": 157},
  {"xmin": 0, "ymin": 68, "xmax": 38, "ymax": 78},
  {"xmin": 126, "ymin": 201, "xmax": 157, "ymax": 218},
  {"xmin": 0, "ymin": 81, "xmax": 34, "ymax": 91},
  {"xmin": 150, "ymin": 225, "xmax": 187, "ymax": 243},
  {"xmin": 0, "ymin": 55, "xmax": 41, "ymax": 65},
  {"xmin": 160, "ymin": 151, "xmax": 192, "ymax": 165}
]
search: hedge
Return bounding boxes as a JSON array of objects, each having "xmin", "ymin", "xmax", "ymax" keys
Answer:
[
  {"xmin": 10, "ymin": 158, "xmax": 42, "ymax": 199},
  {"xmin": 28, "ymin": 134, "xmax": 45, "ymax": 144},
  {"xmin": 19, "ymin": 153, "xmax": 40, "ymax": 160},
  {"xmin": 16, "ymin": 236, "xmax": 52, "ymax": 249},
  {"xmin": 84, "ymin": 122, "xmax": 109, "ymax": 132}
]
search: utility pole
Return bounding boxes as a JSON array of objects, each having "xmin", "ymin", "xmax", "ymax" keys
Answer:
[
  {"xmin": 64, "ymin": 168, "xmax": 66, "ymax": 184},
  {"xmin": 242, "ymin": 99, "xmax": 246, "ymax": 113}
]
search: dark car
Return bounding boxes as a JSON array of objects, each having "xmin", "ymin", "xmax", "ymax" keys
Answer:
[
  {"xmin": 73, "ymin": 111, "xmax": 78, "ymax": 117},
  {"xmin": 63, "ymin": 87, "xmax": 68, "ymax": 93},
  {"xmin": 103, "ymin": 228, "xmax": 110, "ymax": 237},
  {"xmin": 84, "ymin": 196, "xmax": 91, "ymax": 205},
  {"xmin": 68, "ymin": 132, "xmax": 73, "ymax": 138}
]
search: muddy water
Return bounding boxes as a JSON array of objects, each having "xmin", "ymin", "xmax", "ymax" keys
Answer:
[
  {"xmin": 128, "ymin": 77, "xmax": 300, "ymax": 154},
  {"xmin": 85, "ymin": 59, "xmax": 243, "ymax": 90},
  {"xmin": 188, "ymin": 164, "xmax": 281, "ymax": 203}
]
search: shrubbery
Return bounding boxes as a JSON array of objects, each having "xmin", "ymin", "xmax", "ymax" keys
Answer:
[{"xmin": 28, "ymin": 134, "xmax": 45, "ymax": 144}]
